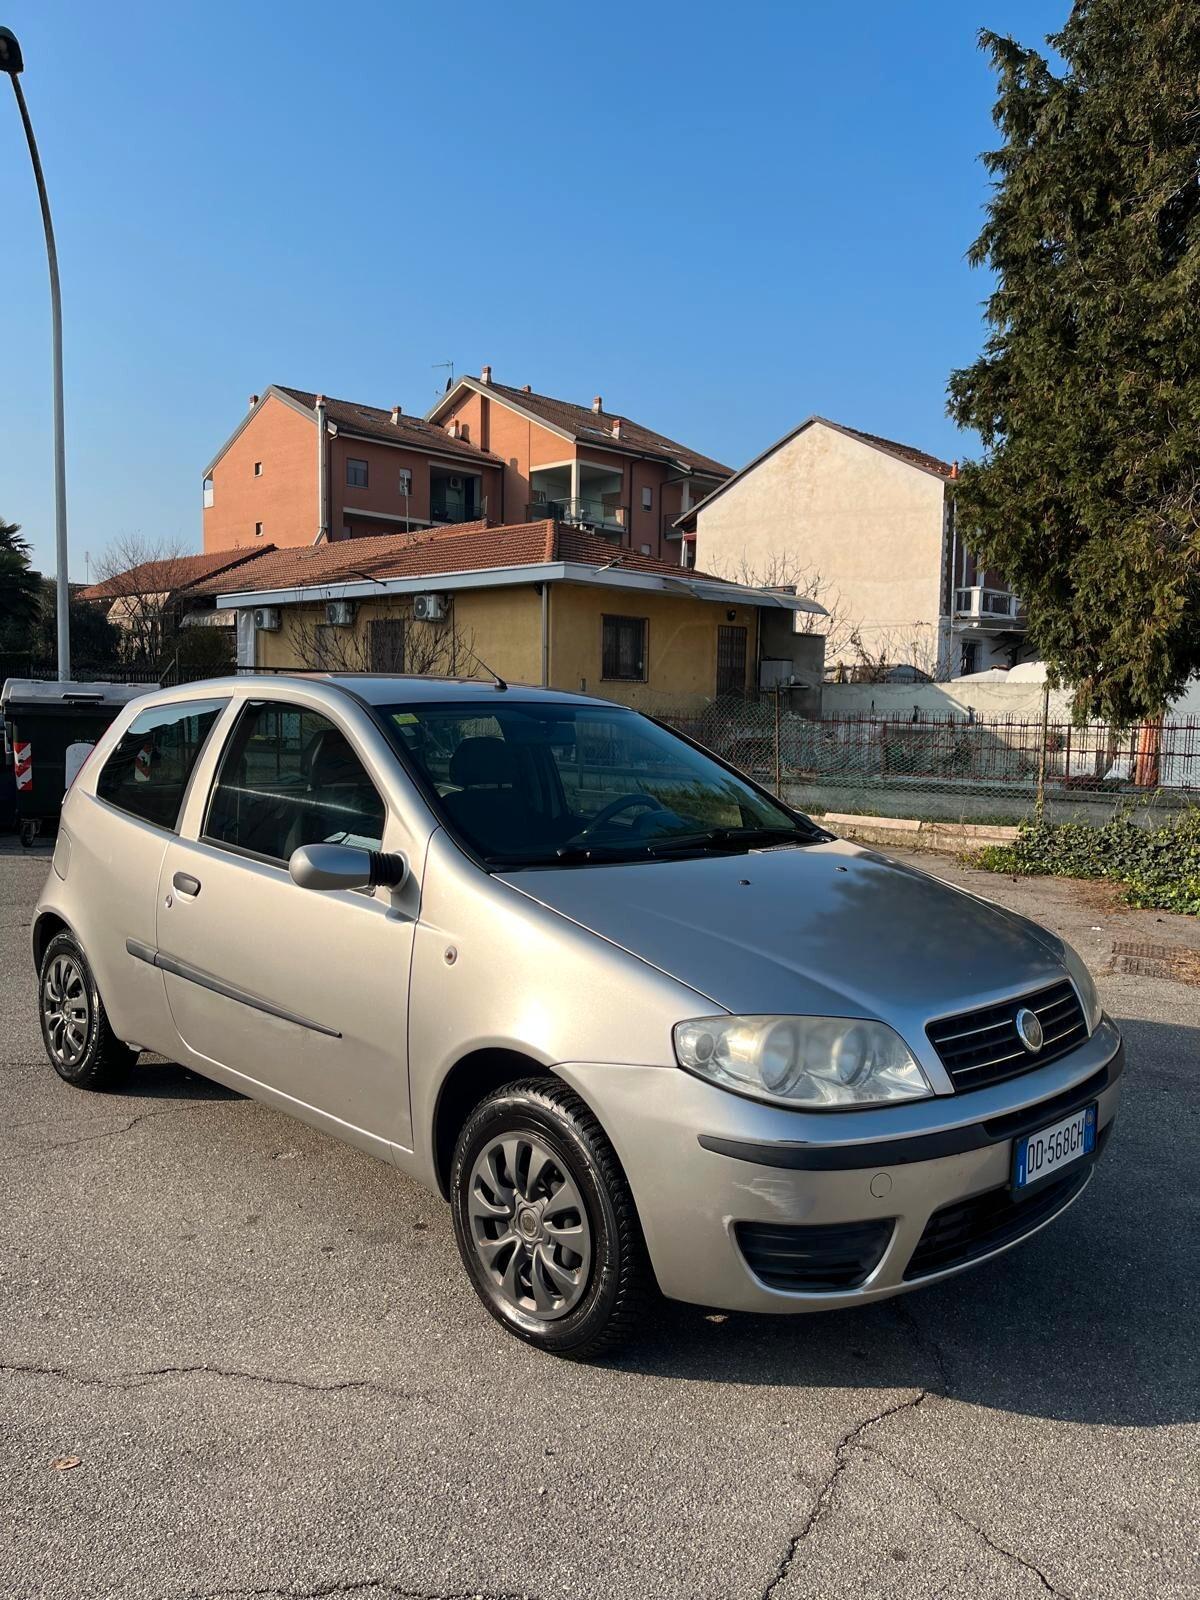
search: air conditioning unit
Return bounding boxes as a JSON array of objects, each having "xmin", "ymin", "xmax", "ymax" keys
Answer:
[
  {"xmin": 325, "ymin": 600, "xmax": 357, "ymax": 627},
  {"xmin": 253, "ymin": 607, "xmax": 281, "ymax": 631},
  {"xmin": 448, "ymin": 475, "xmax": 463, "ymax": 491},
  {"xmin": 412, "ymin": 593, "xmax": 446, "ymax": 622}
]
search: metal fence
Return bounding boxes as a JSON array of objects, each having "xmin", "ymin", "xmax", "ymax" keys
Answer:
[
  {"xmin": 653, "ymin": 697, "xmax": 1200, "ymax": 826},
  {"xmin": 0, "ymin": 653, "xmax": 161, "ymax": 686}
]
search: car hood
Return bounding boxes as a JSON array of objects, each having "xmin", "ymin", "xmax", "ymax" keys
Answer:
[{"xmin": 499, "ymin": 838, "xmax": 1067, "ymax": 1025}]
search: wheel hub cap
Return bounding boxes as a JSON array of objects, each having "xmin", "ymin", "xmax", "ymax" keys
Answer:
[
  {"xmin": 42, "ymin": 954, "xmax": 90, "ymax": 1068},
  {"xmin": 467, "ymin": 1134, "xmax": 593, "ymax": 1321}
]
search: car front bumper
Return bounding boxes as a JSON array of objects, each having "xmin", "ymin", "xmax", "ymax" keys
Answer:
[{"xmin": 557, "ymin": 1016, "xmax": 1123, "ymax": 1313}]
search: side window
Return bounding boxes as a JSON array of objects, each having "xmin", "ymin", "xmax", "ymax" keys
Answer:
[
  {"xmin": 96, "ymin": 699, "xmax": 227, "ymax": 831},
  {"xmin": 204, "ymin": 702, "xmax": 385, "ymax": 862}
]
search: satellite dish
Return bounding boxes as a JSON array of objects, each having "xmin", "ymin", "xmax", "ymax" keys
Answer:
[{"xmin": 444, "ymin": 376, "xmax": 452, "ymax": 392}]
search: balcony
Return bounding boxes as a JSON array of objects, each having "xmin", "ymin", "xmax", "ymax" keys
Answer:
[
  {"xmin": 954, "ymin": 586, "xmax": 1026, "ymax": 630},
  {"xmin": 430, "ymin": 501, "xmax": 481, "ymax": 525},
  {"xmin": 526, "ymin": 496, "xmax": 629, "ymax": 535}
]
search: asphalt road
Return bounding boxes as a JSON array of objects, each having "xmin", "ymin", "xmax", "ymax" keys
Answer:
[{"xmin": 1, "ymin": 841, "xmax": 1197, "ymax": 1600}]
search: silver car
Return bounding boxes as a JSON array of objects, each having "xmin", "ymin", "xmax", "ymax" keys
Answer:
[{"xmin": 33, "ymin": 674, "xmax": 1121, "ymax": 1357}]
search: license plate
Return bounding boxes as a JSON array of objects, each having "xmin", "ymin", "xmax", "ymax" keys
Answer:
[{"xmin": 1013, "ymin": 1103, "xmax": 1097, "ymax": 1192}]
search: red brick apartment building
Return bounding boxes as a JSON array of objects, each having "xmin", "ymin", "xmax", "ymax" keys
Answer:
[{"xmin": 201, "ymin": 370, "xmax": 731, "ymax": 563}]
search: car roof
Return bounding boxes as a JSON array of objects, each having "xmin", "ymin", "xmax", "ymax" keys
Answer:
[
  {"xmin": 131, "ymin": 673, "xmax": 619, "ymax": 711},
  {"xmin": 323, "ymin": 673, "xmax": 608, "ymax": 708}
]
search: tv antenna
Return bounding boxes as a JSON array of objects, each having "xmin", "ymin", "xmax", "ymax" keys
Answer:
[{"xmin": 433, "ymin": 359, "xmax": 455, "ymax": 396}]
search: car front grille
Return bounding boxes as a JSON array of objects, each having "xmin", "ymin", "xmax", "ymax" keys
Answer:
[
  {"xmin": 734, "ymin": 1218, "xmax": 893, "ymax": 1292},
  {"xmin": 902, "ymin": 1128, "xmax": 1110, "ymax": 1282},
  {"xmin": 927, "ymin": 979, "xmax": 1088, "ymax": 1092}
]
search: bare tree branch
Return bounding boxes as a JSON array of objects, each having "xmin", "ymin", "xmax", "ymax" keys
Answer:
[
  {"xmin": 92, "ymin": 534, "xmax": 195, "ymax": 663},
  {"xmin": 706, "ymin": 548, "xmax": 861, "ymax": 665},
  {"xmin": 284, "ymin": 596, "xmax": 481, "ymax": 680}
]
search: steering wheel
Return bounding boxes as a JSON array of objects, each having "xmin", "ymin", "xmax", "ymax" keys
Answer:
[{"xmin": 574, "ymin": 792, "xmax": 665, "ymax": 840}]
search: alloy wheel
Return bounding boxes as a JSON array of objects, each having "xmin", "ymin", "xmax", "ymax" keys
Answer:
[
  {"xmin": 42, "ymin": 954, "xmax": 90, "ymax": 1069},
  {"xmin": 467, "ymin": 1133, "xmax": 593, "ymax": 1320}
]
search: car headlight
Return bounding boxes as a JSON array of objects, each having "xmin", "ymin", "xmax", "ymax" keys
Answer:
[
  {"xmin": 672, "ymin": 1015, "xmax": 933, "ymax": 1109},
  {"xmin": 1060, "ymin": 942, "xmax": 1102, "ymax": 1033}
]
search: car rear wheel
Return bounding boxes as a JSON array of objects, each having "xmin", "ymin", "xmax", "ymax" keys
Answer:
[
  {"xmin": 451, "ymin": 1078, "xmax": 651, "ymax": 1359},
  {"xmin": 39, "ymin": 932, "xmax": 139, "ymax": 1090}
]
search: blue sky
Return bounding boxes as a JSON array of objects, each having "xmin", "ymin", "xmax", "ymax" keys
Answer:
[{"xmin": 0, "ymin": 0, "xmax": 1067, "ymax": 578}]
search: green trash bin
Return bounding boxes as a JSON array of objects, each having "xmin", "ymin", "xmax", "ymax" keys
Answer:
[{"xmin": 1, "ymin": 679, "xmax": 151, "ymax": 847}]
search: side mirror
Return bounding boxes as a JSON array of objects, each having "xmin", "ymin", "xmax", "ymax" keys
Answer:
[{"xmin": 289, "ymin": 843, "xmax": 408, "ymax": 893}]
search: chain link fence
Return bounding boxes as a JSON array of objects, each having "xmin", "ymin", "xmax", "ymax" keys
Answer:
[{"xmin": 653, "ymin": 695, "xmax": 1200, "ymax": 827}]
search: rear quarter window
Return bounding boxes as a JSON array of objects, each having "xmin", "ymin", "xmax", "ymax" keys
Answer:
[{"xmin": 96, "ymin": 699, "xmax": 227, "ymax": 830}]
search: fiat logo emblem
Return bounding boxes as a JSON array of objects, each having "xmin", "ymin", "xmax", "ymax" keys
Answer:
[{"xmin": 1015, "ymin": 1007, "xmax": 1044, "ymax": 1053}]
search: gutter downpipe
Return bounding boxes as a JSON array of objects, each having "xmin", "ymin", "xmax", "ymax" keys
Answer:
[
  {"xmin": 315, "ymin": 394, "xmax": 329, "ymax": 543},
  {"xmin": 539, "ymin": 582, "xmax": 550, "ymax": 687},
  {"xmin": 944, "ymin": 480, "xmax": 958, "ymax": 677}
]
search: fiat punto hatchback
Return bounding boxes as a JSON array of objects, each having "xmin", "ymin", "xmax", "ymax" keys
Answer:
[{"xmin": 33, "ymin": 675, "xmax": 1122, "ymax": 1356}]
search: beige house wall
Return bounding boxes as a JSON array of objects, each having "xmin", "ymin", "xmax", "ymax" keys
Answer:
[
  {"xmin": 247, "ymin": 580, "xmax": 761, "ymax": 711},
  {"xmin": 693, "ymin": 422, "xmax": 949, "ymax": 674},
  {"xmin": 253, "ymin": 587, "xmax": 543, "ymax": 684},
  {"xmin": 549, "ymin": 583, "xmax": 759, "ymax": 710}
]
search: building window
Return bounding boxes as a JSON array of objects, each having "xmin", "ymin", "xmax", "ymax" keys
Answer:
[
  {"xmin": 202, "ymin": 475, "xmax": 214, "ymax": 508},
  {"xmin": 641, "ymin": 486, "xmax": 653, "ymax": 511},
  {"xmin": 716, "ymin": 624, "xmax": 748, "ymax": 697},
  {"xmin": 254, "ymin": 461, "xmax": 263, "ymax": 477},
  {"xmin": 960, "ymin": 639, "xmax": 979, "ymax": 676},
  {"xmin": 601, "ymin": 615, "xmax": 647, "ymax": 682},
  {"xmin": 347, "ymin": 458, "xmax": 369, "ymax": 488},
  {"xmin": 398, "ymin": 469, "xmax": 412, "ymax": 497},
  {"xmin": 368, "ymin": 617, "xmax": 406, "ymax": 672},
  {"xmin": 254, "ymin": 522, "xmax": 264, "ymax": 538}
]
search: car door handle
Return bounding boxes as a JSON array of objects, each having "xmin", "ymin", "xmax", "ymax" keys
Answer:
[{"xmin": 172, "ymin": 871, "xmax": 202, "ymax": 898}]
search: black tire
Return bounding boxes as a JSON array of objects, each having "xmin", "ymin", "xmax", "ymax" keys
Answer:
[
  {"xmin": 451, "ymin": 1077, "xmax": 652, "ymax": 1359},
  {"xmin": 38, "ymin": 932, "xmax": 139, "ymax": 1090}
]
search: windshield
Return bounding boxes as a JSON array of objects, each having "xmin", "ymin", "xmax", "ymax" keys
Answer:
[{"xmin": 378, "ymin": 699, "xmax": 822, "ymax": 868}]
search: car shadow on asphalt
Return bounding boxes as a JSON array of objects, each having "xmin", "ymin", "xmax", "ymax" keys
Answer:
[
  {"xmin": 111, "ymin": 1055, "xmax": 246, "ymax": 1101},
  {"xmin": 608, "ymin": 1014, "xmax": 1198, "ymax": 1431}
]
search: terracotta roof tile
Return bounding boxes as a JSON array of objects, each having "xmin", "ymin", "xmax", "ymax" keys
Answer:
[
  {"xmin": 480, "ymin": 380, "xmax": 733, "ymax": 478},
  {"xmin": 78, "ymin": 546, "xmax": 277, "ymax": 601},
  {"xmin": 832, "ymin": 422, "xmax": 954, "ymax": 479},
  {"xmin": 190, "ymin": 519, "xmax": 719, "ymax": 599},
  {"xmin": 277, "ymin": 386, "xmax": 505, "ymax": 464}
]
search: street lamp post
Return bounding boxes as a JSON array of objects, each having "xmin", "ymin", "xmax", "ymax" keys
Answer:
[{"xmin": 1, "ymin": 27, "xmax": 71, "ymax": 681}]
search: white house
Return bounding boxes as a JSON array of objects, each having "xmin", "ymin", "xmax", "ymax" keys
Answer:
[{"xmin": 676, "ymin": 416, "xmax": 1029, "ymax": 680}]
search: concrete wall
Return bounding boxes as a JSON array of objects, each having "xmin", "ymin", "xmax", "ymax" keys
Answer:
[
  {"xmin": 693, "ymin": 421, "xmax": 949, "ymax": 673},
  {"xmin": 820, "ymin": 677, "xmax": 1074, "ymax": 721}
]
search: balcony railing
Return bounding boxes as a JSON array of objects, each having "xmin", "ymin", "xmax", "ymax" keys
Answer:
[
  {"xmin": 430, "ymin": 504, "xmax": 481, "ymax": 525},
  {"xmin": 527, "ymin": 497, "xmax": 629, "ymax": 533},
  {"xmin": 954, "ymin": 586, "xmax": 1026, "ymax": 626}
]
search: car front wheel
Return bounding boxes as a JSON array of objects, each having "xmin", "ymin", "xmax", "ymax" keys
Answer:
[
  {"xmin": 451, "ymin": 1078, "xmax": 651, "ymax": 1359},
  {"xmin": 39, "ymin": 932, "xmax": 139, "ymax": 1090}
]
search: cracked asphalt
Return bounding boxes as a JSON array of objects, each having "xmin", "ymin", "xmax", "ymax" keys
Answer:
[{"xmin": 1, "ymin": 840, "xmax": 1198, "ymax": 1600}]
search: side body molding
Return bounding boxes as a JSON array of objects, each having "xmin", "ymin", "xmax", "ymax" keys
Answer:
[{"xmin": 125, "ymin": 939, "xmax": 342, "ymax": 1039}]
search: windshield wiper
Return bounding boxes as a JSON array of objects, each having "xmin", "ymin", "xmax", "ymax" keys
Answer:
[{"xmin": 642, "ymin": 824, "xmax": 822, "ymax": 858}]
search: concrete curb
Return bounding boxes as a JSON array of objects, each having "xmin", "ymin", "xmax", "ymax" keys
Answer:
[{"xmin": 823, "ymin": 812, "xmax": 1020, "ymax": 854}]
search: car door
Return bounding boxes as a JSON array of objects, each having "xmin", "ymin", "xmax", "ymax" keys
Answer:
[
  {"xmin": 73, "ymin": 694, "xmax": 229, "ymax": 1059},
  {"xmin": 154, "ymin": 694, "xmax": 417, "ymax": 1154}
]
